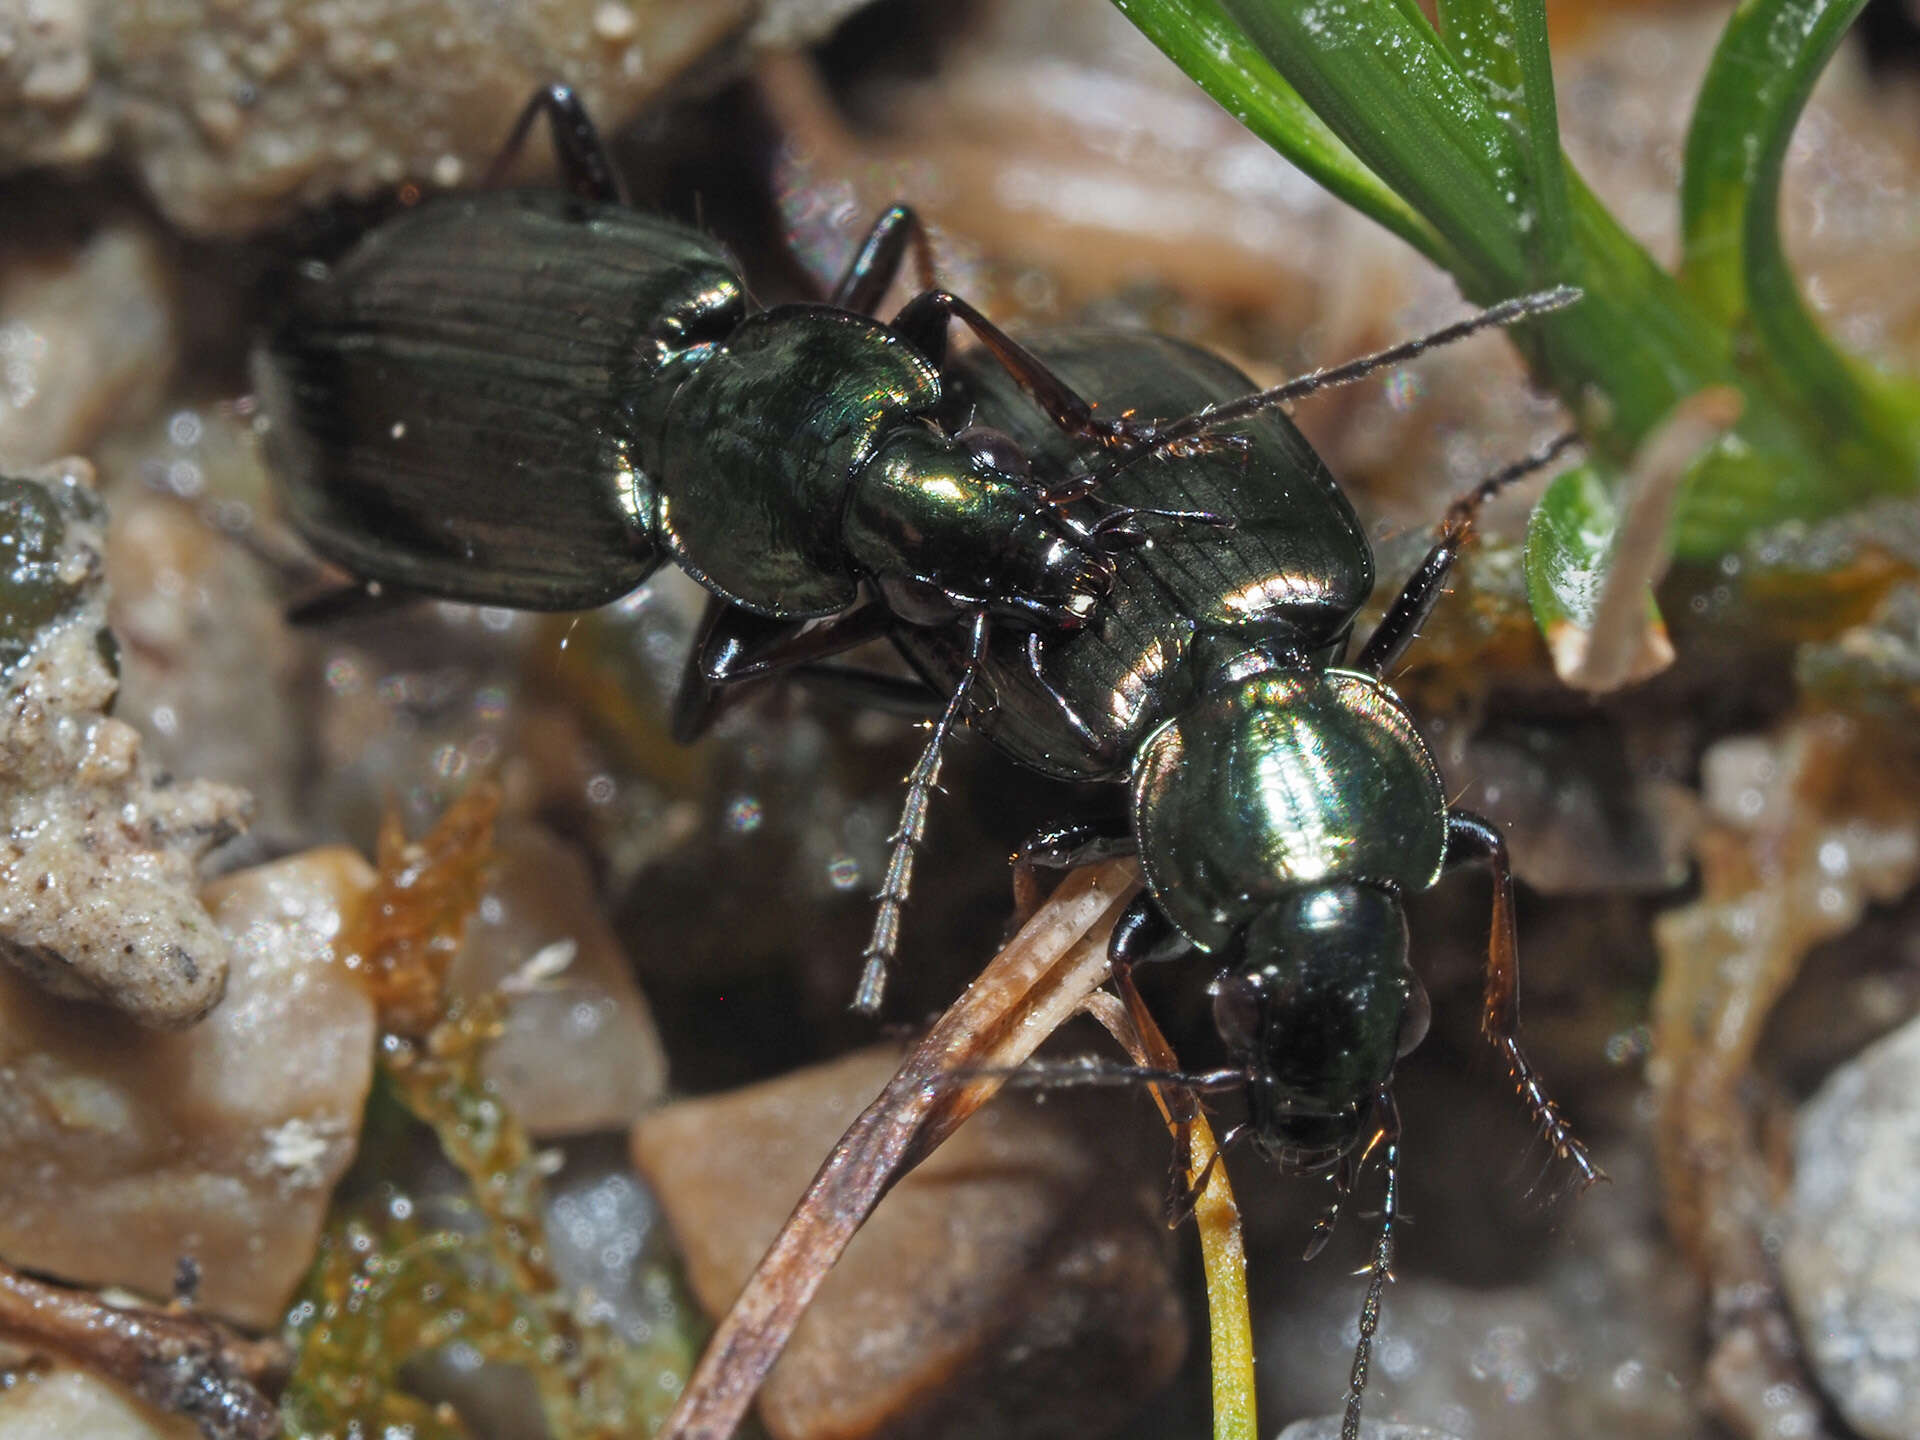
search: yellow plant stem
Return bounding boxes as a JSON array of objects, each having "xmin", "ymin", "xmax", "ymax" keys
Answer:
[{"xmin": 1082, "ymin": 987, "xmax": 1257, "ymax": 1440}]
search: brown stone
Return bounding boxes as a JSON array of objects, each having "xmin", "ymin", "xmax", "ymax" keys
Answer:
[
  {"xmin": 633, "ymin": 1046, "xmax": 1184, "ymax": 1440},
  {"xmin": 0, "ymin": 1366, "xmax": 199, "ymax": 1440},
  {"xmin": 0, "ymin": 848, "xmax": 377, "ymax": 1328},
  {"xmin": 449, "ymin": 822, "xmax": 667, "ymax": 1136}
]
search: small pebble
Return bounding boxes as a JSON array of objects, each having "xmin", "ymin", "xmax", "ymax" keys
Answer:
[
  {"xmin": 633, "ymin": 1046, "xmax": 1184, "ymax": 1440},
  {"xmin": 0, "ymin": 848, "xmax": 377, "ymax": 1327},
  {"xmin": 1781, "ymin": 1012, "xmax": 1920, "ymax": 1440},
  {"xmin": 0, "ymin": 1366, "xmax": 198, "ymax": 1439}
]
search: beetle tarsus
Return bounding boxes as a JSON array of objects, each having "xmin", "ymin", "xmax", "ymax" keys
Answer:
[
  {"xmin": 1355, "ymin": 429, "xmax": 1582, "ymax": 677},
  {"xmin": 829, "ymin": 204, "xmax": 938, "ymax": 315},
  {"xmin": 1445, "ymin": 809, "xmax": 1604, "ymax": 1194}
]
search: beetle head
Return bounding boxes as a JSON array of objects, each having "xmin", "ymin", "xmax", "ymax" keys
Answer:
[
  {"xmin": 845, "ymin": 425, "xmax": 1113, "ymax": 630},
  {"xmin": 1211, "ymin": 883, "xmax": 1429, "ymax": 1173}
]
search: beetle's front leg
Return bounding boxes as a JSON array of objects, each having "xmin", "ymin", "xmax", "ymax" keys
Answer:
[
  {"xmin": 829, "ymin": 205, "xmax": 938, "ymax": 315},
  {"xmin": 1443, "ymin": 810, "xmax": 1606, "ymax": 1192},
  {"xmin": 890, "ymin": 290, "xmax": 1160, "ymax": 459},
  {"xmin": 670, "ymin": 596, "xmax": 898, "ymax": 743},
  {"xmin": 1354, "ymin": 432, "xmax": 1580, "ymax": 677}
]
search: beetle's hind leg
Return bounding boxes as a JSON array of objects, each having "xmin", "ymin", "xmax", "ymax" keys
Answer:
[
  {"xmin": 891, "ymin": 290, "xmax": 1160, "ymax": 468},
  {"xmin": 486, "ymin": 83, "xmax": 627, "ymax": 205},
  {"xmin": 1353, "ymin": 431, "xmax": 1581, "ymax": 678},
  {"xmin": 1443, "ymin": 810, "xmax": 1606, "ymax": 1192}
]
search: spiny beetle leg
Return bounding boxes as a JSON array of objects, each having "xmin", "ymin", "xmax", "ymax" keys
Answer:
[
  {"xmin": 1443, "ymin": 810, "xmax": 1606, "ymax": 1191},
  {"xmin": 1354, "ymin": 430, "xmax": 1581, "ymax": 678},
  {"xmin": 890, "ymin": 290, "xmax": 1157, "ymax": 459},
  {"xmin": 287, "ymin": 577, "xmax": 424, "ymax": 628},
  {"xmin": 485, "ymin": 83, "xmax": 627, "ymax": 205},
  {"xmin": 1009, "ymin": 815, "xmax": 1136, "ymax": 921},
  {"xmin": 788, "ymin": 665, "xmax": 945, "ymax": 720}
]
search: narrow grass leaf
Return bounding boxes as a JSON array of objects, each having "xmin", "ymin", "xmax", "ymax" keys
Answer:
[
  {"xmin": 1435, "ymin": 0, "xmax": 1575, "ymax": 275},
  {"xmin": 1681, "ymin": 0, "xmax": 1920, "ymax": 499},
  {"xmin": 1112, "ymin": 0, "xmax": 1453, "ymax": 267},
  {"xmin": 1217, "ymin": 0, "xmax": 1531, "ymax": 294}
]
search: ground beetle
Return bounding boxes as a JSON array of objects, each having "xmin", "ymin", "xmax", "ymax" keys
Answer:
[
  {"xmin": 257, "ymin": 86, "xmax": 1599, "ymax": 1434},
  {"xmin": 888, "ymin": 328, "xmax": 1600, "ymax": 1434}
]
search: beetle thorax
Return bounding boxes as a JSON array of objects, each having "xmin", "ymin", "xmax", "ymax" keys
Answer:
[{"xmin": 1130, "ymin": 655, "xmax": 1447, "ymax": 953}]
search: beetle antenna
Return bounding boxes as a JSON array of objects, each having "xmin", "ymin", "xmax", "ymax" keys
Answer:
[
  {"xmin": 937, "ymin": 1056, "xmax": 1251, "ymax": 1093},
  {"xmin": 853, "ymin": 610, "xmax": 990, "ymax": 1016},
  {"xmin": 1070, "ymin": 286, "xmax": 1581, "ymax": 498},
  {"xmin": 1341, "ymin": 1092, "xmax": 1403, "ymax": 1440}
]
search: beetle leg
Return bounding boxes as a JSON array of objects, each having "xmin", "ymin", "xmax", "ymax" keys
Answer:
[
  {"xmin": 1010, "ymin": 816, "xmax": 1137, "ymax": 920},
  {"xmin": 853, "ymin": 609, "xmax": 991, "ymax": 1016},
  {"xmin": 484, "ymin": 83, "xmax": 627, "ymax": 205},
  {"xmin": 787, "ymin": 666, "xmax": 946, "ymax": 719},
  {"xmin": 1023, "ymin": 633, "xmax": 1130, "ymax": 770},
  {"xmin": 1353, "ymin": 431, "xmax": 1581, "ymax": 678},
  {"xmin": 890, "ymin": 290, "xmax": 1158, "ymax": 464},
  {"xmin": 1108, "ymin": 922, "xmax": 1226, "ymax": 1230},
  {"xmin": 828, "ymin": 205, "xmax": 938, "ymax": 315},
  {"xmin": 671, "ymin": 596, "xmax": 896, "ymax": 743},
  {"xmin": 1443, "ymin": 810, "xmax": 1607, "ymax": 1191},
  {"xmin": 1302, "ymin": 1149, "xmax": 1360, "ymax": 1261}
]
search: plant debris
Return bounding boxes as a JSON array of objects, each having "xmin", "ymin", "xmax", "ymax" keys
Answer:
[
  {"xmin": 660, "ymin": 858, "xmax": 1142, "ymax": 1440},
  {"xmin": 0, "ymin": 1258, "xmax": 288, "ymax": 1440},
  {"xmin": 284, "ymin": 789, "xmax": 695, "ymax": 1439}
]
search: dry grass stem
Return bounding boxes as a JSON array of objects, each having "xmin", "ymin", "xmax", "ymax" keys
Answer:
[{"xmin": 0, "ymin": 1260, "xmax": 289, "ymax": 1440}]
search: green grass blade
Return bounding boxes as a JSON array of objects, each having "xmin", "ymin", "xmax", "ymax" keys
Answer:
[
  {"xmin": 1524, "ymin": 462, "xmax": 1618, "ymax": 644},
  {"xmin": 1216, "ymin": 0, "xmax": 1532, "ymax": 294},
  {"xmin": 1680, "ymin": 0, "xmax": 1920, "ymax": 488},
  {"xmin": 1679, "ymin": 0, "xmax": 1861, "ymax": 325},
  {"xmin": 1111, "ymin": 0, "xmax": 1455, "ymax": 268},
  {"xmin": 1523, "ymin": 462, "xmax": 1671, "ymax": 690},
  {"xmin": 1435, "ymin": 0, "xmax": 1574, "ymax": 274}
]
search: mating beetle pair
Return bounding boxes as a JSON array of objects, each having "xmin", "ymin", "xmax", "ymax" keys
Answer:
[{"xmin": 258, "ymin": 82, "xmax": 1600, "ymax": 1432}]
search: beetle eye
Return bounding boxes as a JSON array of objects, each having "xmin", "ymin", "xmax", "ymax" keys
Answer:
[
  {"xmin": 958, "ymin": 425, "xmax": 1031, "ymax": 479},
  {"xmin": 1396, "ymin": 975, "xmax": 1432, "ymax": 1057},
  {"xmin": 1209, "ymin": 971, "xmax": 1266, "ymax": 1054}
]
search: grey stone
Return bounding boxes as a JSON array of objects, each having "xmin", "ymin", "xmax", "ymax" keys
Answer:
[{"xmin": 1782, "ymin": 1013, "xmax": 1920, "ymax": 1440}]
